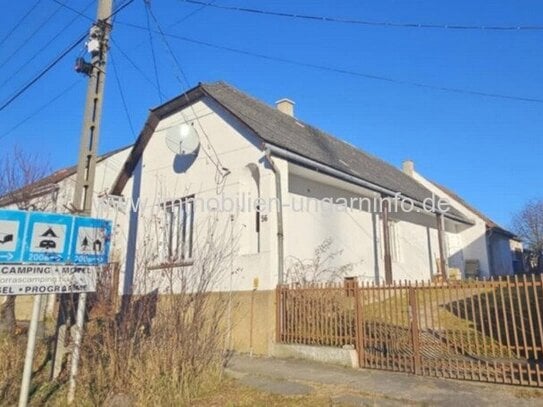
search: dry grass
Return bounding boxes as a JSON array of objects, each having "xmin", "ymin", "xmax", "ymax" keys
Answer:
[
  {"xmin": 190, "ymin": 378, "xmax": 337, "ymax": 407},
  {"xmin": 0, "ymin": 333, "xmax": 51, "ymax": 406}
]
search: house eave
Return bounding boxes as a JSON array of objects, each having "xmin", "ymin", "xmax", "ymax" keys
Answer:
[{"xmin": 263, "ymin": 142, "xmax": 475, "ymax": 227}]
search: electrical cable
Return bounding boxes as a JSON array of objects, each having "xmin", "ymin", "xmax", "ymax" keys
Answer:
[
  {"xmin": 0, "ymin": 0, "xmax": 43, "ymax": 48},
  {"xmin": 0, "ymin": 33, "xmax": 87, "ymax": 112},
  {"xmin": 0, "ymin": 0, "xmax": 95, "ymax": 91},
  {"xmin": 179, "ymin": 0, "xmax": 543, "ymax": 31},
  {"xmin": 0, "ymin": 0, "xmax": 66, "ymax": 70},
  {"xmin": 144, "ymin": 1, "xmax": 163, "ymax": 102},
  {"xmin": 50, "ymin": 0, "xmax": 94, "ymax": 22},
  {"xmin": 110, "ymin": 37, "xmax": 168, "ymax": 100},
  {"xmin": 0, "ymin": 0, "xmax": 135, "ymax": 113},
  {"xmin": 110, "ymin": 51, "xmax": 137, "ymax": 139},
  {"xmin": 145, "ymin": 4, "xmax": 228, "ymax": 185},
  {"xmin": 0, "ymin": 79, "xmax": 81, "ymax": 141},
  {"xmin": 127, "ymin": 27, "xmax": 543, "ymax": 105}
]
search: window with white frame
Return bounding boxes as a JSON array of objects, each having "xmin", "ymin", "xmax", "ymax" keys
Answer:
[{"xmin": 161, "ymin": 195, "xmax": 194, "ymax": 262}]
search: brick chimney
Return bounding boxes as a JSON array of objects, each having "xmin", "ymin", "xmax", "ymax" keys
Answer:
[
  {"xmin": 276, "ymin": 98, "xmax": 295, "ymax": 117},
  {"xmin": 402, "ymin": 160, "xmax": 415, "ymax": 177}
]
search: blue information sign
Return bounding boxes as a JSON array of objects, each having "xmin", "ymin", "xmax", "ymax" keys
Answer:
[
  {"xmin": 70, "ymin": 217, "xmax": 111, "ymax": 265},
  {"xmin": 0, "ymin": 210, "xmax": 27, "ymax": 263},
  {"xmin": 0, "ymin": 209, "xmax": 111, "ymax": 265},
  {"xmin": 23, "ymin": 212, "xmax": 74, "ymax": 264}
]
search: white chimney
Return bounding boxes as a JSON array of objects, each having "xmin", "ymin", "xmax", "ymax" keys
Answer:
[
  {"xmin": 402, "ymin": 160, "xmax": 415, "ymax": 177},
  {"xmin": 276, "ymin": 98, "xmax": 295, "ymax": 117}
]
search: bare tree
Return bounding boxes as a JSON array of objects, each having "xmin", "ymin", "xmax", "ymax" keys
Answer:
[
  {"xmin": 513, "ymin": 199, "xmax": 543, "ymax": 273},
  {"xmin": 0, "ymin": 146, "xmax": 51, "ymax": 335},
  {"xmin": 0, "ymin": 145, "xmax": 53, "ymax": 210}
]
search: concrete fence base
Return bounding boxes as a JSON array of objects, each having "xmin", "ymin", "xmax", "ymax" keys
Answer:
[{"xmin": 271, "ymin": 343, "xmax": 359, "ymax": 368}]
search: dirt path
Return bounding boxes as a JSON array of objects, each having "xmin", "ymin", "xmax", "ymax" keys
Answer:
[{"xmin": 226, "ymin": 354, "xmax": 543, "ymax": 406}]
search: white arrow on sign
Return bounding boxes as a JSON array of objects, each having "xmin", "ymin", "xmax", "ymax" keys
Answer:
[{"xmin": 0, "ymin": 253, "xmax": 14, "ymax": 261}]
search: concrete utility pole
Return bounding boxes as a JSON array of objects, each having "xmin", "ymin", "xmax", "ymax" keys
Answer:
[
  {"xmin": 73, "ymin": 0, "xmax": 112, "ymax": 215},
  {"xmin": 51, "ymin": 0, "xmax": 113, "ymax": 401}
]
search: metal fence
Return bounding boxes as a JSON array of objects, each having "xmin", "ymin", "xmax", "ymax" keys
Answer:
[{"xmin": 276, "ymin": 275, "xmax": 543, "ymax": 387}]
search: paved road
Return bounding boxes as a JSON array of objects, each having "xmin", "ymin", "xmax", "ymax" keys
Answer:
[{"xmin": 226, "ymin": 354, "xmax": 543, "ymax": 406}]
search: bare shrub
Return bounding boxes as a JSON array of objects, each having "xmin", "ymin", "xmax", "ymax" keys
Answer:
[
  {"xmin": 76, "ymin": 217, "xmax": 235, "ymax": 404},
  {"xmin": 285, "ymin": 238, "xmax": 356, "ymax": 284}
]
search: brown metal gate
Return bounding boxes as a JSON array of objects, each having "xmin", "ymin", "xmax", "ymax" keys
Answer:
[{"xmin": 277, "ymin": 275, "xmax": 543, "ymax": 387}]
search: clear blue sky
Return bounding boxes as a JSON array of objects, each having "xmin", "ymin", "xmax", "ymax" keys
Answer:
[{"xmin": 0, "ymin": 0, "xmax": 541, "ymax": 228}]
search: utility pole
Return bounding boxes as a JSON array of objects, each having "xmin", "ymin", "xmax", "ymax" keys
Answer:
[
  {"xmin": 50, "ymin": 0, "xmax": 113, "ymax": 402},
  {"xmin": 72, "ymin": 0, "xmax": 112, "ymax": 216}
]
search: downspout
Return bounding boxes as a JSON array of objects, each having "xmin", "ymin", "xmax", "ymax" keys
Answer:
[{"xmin": 265, "ymin": 148, "xmax": 284, "ymax": 285}]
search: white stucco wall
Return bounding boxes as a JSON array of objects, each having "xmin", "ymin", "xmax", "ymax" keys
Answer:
[
  {"xmin": 124, "ymin": 97, "xmax": 281, "ymax": 295},
  {"xmin": 283, "ymin": 168, "xmax": 447, "ymax": 283},
  {"xmin": 409, "ymin": 170, "xmax": 493, "ymax": 277}
]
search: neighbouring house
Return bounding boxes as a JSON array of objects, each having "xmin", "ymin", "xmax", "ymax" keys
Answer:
[
  {"xmin": 401, "ymin": 160, "xmax": 522, "ymax": 277},
  {"xmin": 0, "ymin": 145, "xmax": 132, "ymax": 320}
]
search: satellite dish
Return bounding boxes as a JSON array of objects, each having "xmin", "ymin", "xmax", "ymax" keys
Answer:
[{"xmin": 165, "ymin": 124, "xmax": 200, "ymax": 156}]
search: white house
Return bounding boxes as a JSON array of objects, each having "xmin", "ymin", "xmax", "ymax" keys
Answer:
[
  {"xmin": 401, "ymin": 160, "xmax": 521, "ymax": 277},
  {"xmin": 113, "ymin": 81, "xmax": 521, "ymax": 294},
  {"xmin": 2, "ymin": 82, "xmax": 521, "ymax": 353},
  {"xmin": 103, "ymin": 81, "xmax": 523, "ymax": 352}
]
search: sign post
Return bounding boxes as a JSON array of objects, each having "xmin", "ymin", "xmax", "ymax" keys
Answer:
[
  {"xmin": 17, "ymin": 295, "xmax": 41, "ymax": 407},
  {"xmin": 0, "ymin": 209, "xmax": 110, "ymax": 407}
]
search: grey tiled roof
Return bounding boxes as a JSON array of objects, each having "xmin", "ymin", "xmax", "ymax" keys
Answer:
[{"xmin": 201, "ymin": 81, "xmax": 469, "ymax": 222}]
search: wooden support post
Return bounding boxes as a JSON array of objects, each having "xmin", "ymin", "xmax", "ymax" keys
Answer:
[
  {"xmin": 436, "ymin": 213, "xmax": 448, "ymax": 280},
  {"xmin": 353, "ymin": 279, "xmax": 365, "ymax": 369},
  {"xmin": 382, "ymin": 198, "xmax": 393, "ymax": 284},
  {"xmin": 409, "ymin": 286, "xmax": 422, "ymax": 375}
]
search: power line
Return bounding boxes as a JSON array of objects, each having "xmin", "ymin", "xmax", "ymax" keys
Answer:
[
  {"xmin": 171, "ymin": 0, "xmax": 217, "ymax": 26},
  {"xmin": 144, "ymin": 1, "xmax": 163, "ymax": 102},
  {"xmin": 118, "ymin": 22, "xmax": 543, "ymax": 105},
  {"xmin": 50, "ymin": 0, "xmax": 94, "ymax": 22},
  {"xmin": 145, "ymin": 3, "xmax": 227, "ymax": 182},
  {"xmin": 145, "ymin": 5, "xmax": 191, "ymax": 88},
  {"xmin": 0, "ymin": 0, "xmax": 135, "ymax": 113},
  {"xmin": 0, "ymin": 79, "xmax": 81, "ymax": 141},
  {"xmin": 110, "ymin": 37, "xmax": 167, "ymax": 99},
  {"xmin": 0, "ymin": 0, "xmax": 43, "ymax": 48},
  {"xmin": 0, "ymin": 33, "xmax": 86, "ymax": 112},
  {"xmin": 179, "ymin": 0, "xmax": 543, "ymax": 31},
  {"xmin": 110, "ymin": 51, "xmax": 137, "ymax": 138},
  {"xmin": 0, "ymin": 0, "xmax": 66, "ymax": 71},
  {"xmin": 0, "ymin": 0, "xmax": 95, "ymax": 91}
]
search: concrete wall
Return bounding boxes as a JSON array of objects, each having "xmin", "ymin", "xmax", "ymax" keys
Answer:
[{"xmin": 409, "ymin": 171, "xmax": 492, "ymax": 277}]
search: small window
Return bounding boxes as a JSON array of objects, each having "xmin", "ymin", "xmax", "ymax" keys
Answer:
[{"xmin": 161, "ymin": 195, "xmax": 194, "ymax": 262}]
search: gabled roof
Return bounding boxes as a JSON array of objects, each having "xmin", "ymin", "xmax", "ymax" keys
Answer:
[
  {"xmin": 0, "ymin": 145, "xmax": 131, "ymax": 207},
  {"xmin": 111, "ymin": 81, "xmax": 470, "ymax": 223}
]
